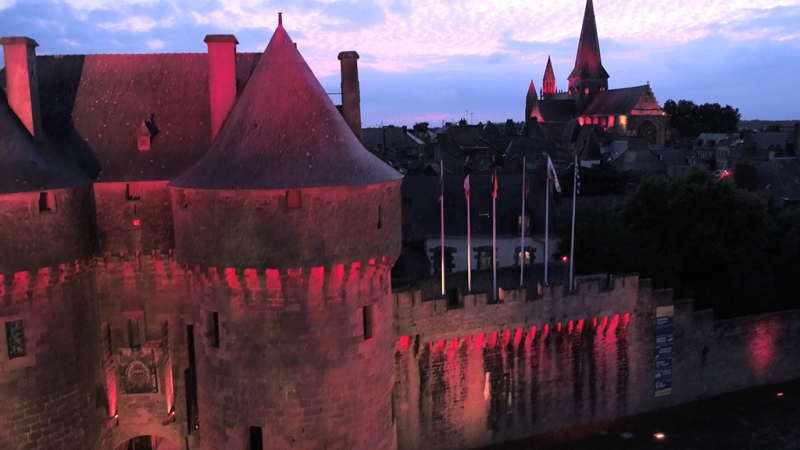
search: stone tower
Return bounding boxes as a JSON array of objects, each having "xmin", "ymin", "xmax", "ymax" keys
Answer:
[
  {"xmin": 568, "ymin": 0, "xmax": 609, "ymax": 107},
  {"xmin": 0, "ymin": 37, "xmax": 103, "ymax": 449},
  {"xmin": 169, "ymin": 15, "xmax": 402, "ymax": 450},
  {"xmin": 542, "ymin": 55, "xmax": 556, "ymax": 98}
]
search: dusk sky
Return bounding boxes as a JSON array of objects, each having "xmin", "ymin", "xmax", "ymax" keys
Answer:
[{"xmin": 1, "ymin": 0, "xmax": 799, "ymax": 127}]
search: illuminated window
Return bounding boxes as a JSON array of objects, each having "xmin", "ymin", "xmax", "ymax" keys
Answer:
[
  {"xmin": 286, "ymin": 189, "xmax": 302, "ymax": 209},
  {"xmin": 5, "ymin": 320, "xmax": 26, "ymax": 359},
  {"xmin": 248, "ymin": 426, "xmax": 263, "ymax": 450},
  {"xmin": 38, "ymin": 191, "xmax": 54, "ymax": 213},
  {"xmin": 209, "ymin": 312, "xmax": 220, "ymax": 348},
  {"xmin": 126, "ymin": 183, "xmax": 142, "ymax": 201},
  {"xmin": 584, "ymin": 87, "xmax": 590, "ymax": 95},
  {"xmin": 137, "ymin": 121, "xmax": 151, "ymax": 151},
  {"xmin": 363, "ymin": 305, "xmax": 373, "ymax": 340},
  {"xmin": 476, "ymin": 246, "xmax": 494, "ymax": 270}
]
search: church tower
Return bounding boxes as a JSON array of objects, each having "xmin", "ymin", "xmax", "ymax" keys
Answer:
[
  {"xmin": 568, "ymin": 0, "xmax": 609, "ymax": 106},
  {"xmin": 542, "ymin": 55, "xmax": 556, "ymax": 98},
  {"xmin": 169, "ymin": 15, "xmax": 402, "ymax": 450},
  {"xmin": 525, "ymin": 80, "xmax": 538, "ymax": 120}
]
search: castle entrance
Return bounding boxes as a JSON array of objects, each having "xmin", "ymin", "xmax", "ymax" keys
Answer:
[{"xmin": 115, "ymin": 435, "xmax": 180, "ymax": 450}]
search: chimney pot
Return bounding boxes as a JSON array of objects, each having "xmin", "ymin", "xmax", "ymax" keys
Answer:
[
  {"xmin": 0, "ymin": 36, "xmax": 43, "ymax": 141},
  {"xmin": 204, "ymin": 34, "xmax": 239, "ymax": 142},
  {"xmin": 337, "ymin": 51, "xmax": 361, "ymax": 141}
]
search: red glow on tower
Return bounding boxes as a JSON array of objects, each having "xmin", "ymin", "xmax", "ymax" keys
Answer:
[
  {"xmin": 557, "ymin": 322, "xmax": 562, "ymax": 333},
  {"xmin": 750, "ymin": 322, "xmax": 776, "ymax": 380},
  {"xmin": 577, "ymin": 319, "xmax": 585, "ymax": 333},
  {"xmin": 488, "ymin": 331, "xmax": 498, "ymax": 348},
  {"xmin": 475, "ymin": 333, "xmax": 485, "ymax": 351},
  {"xmin": 623, "ymin": 312, "xmax": 632, "ymax": 328},
  {"xmin": 609, "ymin": 314, "xmax": 620, "ymax": 333},
  {"xmin": 542, "ymin": 324, "xmax": 549, "ymax": 341},
  {"xmin": 568, "ymin": 321, "xmax": 574, "ymax": 334},
  {"xmin": 513, "ymin": 328, "xmax": 524, "ymax": 347},
  {"xmin": 592, "ymin": 317, "xmax": 598, "ymax": 328},
  {"xmin": 437, "ymin": 339, "xmax": 446, "ymax": 352},
  {"xmin": 132, "ymin": 219, "xmax": 141, "ymax": 226},
  {"xmin": 529, "ymin": 326, "xmax": 537, "ymax": 343},
  {"xmin": 447, "ymin": 337, "xmax": 459, "ymax": 356},
  {"xmin": 501, "ymin": 329, "xmax": 512, "ymax": 347},
  {"xmin": 398, "ymin": 335, "xmax": 410, "ymax": 353}
]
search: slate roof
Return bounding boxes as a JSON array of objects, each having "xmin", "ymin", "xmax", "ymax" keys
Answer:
[
  {"xmin": 361, "ymin": 127, "xmax": 423, "ymax": 151},
  {"xmin": 536, "ymin": 99, "xmax": 576, "ymax": 123},
  {"xmin": 580, "ymin": 85, "xmax": 662, "ymax": 117},
  {"xmin": 568, "ymin": 0, "xmax": 609, "ymax": 81},
  {"xmin": 543, "ymin": 56, "xmax": 555, "ymax": 82},
  {"xmin": 21, "ymin": 52, "xmax": 261, "ymax": 182},
  {"xmin": 171, "ymin": 23, "xmax": 400, "ymax": 190},
  {"xmin": 603, "ymin": 140, "xmax": 667, "ymax": 173},
  {"xmin": 753, "ymin": 132, "xmax": 790, "ymax": 150},
  {"xmin": 0, "ymin": 91, "xmax": 91, "ymax": 194},
  {"xmin": 757, "ymin": 158, "xmax": 800, "ymax": 200},
  {"xmin": 401, "ymin": 173, "xmax": 556, "ymax": 240},
  {"xmin": 649, "ymin": 147, "xmax": 697, "ymax": 167}
]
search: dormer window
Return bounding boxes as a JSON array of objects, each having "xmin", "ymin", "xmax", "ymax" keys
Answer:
[
  {"xmin": 38, "ymin": 191, "xmax": 55, "ymax": 213},
  {"xmin": 137, "ymin": 122, "xmax": 151, "ymax": 151}
]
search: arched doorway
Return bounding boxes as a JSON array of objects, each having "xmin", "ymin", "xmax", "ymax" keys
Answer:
[
  {"xmin": 114, "ymin": 436, "xmax": 180, "ymax": 450},
  {"xmin": 637, "ymin": 120, "xmax": 658, "ymax": 144}
]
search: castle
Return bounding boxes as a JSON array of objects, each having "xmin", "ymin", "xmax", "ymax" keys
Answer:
[
  {"xmin": 2, "ymin": 6, "xmax": 800, "ymax": 450},
  {"xmin": 525, "ymin": 0, "xmax": 669, "ymax": 145}
]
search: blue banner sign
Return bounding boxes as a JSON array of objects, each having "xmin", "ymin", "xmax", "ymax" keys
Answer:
[{"xmin": 655, "ymin": 306, "xmax": 674, "ymax": 397}]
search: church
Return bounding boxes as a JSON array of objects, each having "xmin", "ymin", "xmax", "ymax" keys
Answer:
[{"xmin": 525, "ymin": 0, "xmax": 668, "ymax": 145}]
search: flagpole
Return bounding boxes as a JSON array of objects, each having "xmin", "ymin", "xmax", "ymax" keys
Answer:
[
  {"xmin": 440, "ymin": 162, "xmax": 446, "ymax": 296},
  {"xmin": 544, "ymin": 176, "xmax": 549, "ymax": 284},
  {"xmin": 466, "ymin": 175, "xmax": 472, "ymax": 292},
  {"xmin": 520, "ymin": 157, "xmax": 526, "ymax": 286},
  {"xmin": 569, "ymin": 155, "xmax": 577, "ymax": 291},
  {"xmin": 492, "ymin": 168, "xmax": 498, "ymax": 301}
]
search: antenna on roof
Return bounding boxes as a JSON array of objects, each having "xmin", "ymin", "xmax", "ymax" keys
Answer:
[{"xmin": 278, "ymin": 12, "xmax": 283, "ymax": 26}]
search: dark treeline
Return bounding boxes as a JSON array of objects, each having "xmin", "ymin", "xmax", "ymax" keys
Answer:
[{"xmin": 557, "ymin": 168, "xmax": 800, "ymax": 318}]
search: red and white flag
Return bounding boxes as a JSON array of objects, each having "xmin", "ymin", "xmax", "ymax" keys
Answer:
[{"xmin": 464, "ymin": 174, "xmax": 470, "ymax": 199}]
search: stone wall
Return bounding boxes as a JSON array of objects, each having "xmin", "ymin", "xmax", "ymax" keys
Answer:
[
  {"xmin": 0, "ymin": 262, "xmax": 108, "ymax": 450},
  {"xmin": 392, "ymin": 274, "xmax": 800, "ymax": 449}
]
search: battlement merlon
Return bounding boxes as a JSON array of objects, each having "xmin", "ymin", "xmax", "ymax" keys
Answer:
[
  {"xmin": 0, "ymin": 259, "xmax": 94, "ymax": 305},
  {"xmin": 394, "ymin": 273, "xmax": 650, "ymax": 342}
]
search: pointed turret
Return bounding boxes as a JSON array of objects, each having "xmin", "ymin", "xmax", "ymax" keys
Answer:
[
  {"xmin": 542, "ymin": 56, "xmax": 556, "ymax": 97},
  {"xmin": 171, "ymin": 19, "xmax": 399, "ymax": 190},
  {"xmin": 525, "ymin": 80, "xmax": 538, "ymax": 119},
  {"xmin": 568, "ymin": 0, "xmax": 609, "ymax": 104}
]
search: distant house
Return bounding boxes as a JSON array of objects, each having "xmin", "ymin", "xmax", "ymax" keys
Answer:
[
  {"xmin": 603, "ymin": 138, "xmax": 667, "ymax": 179},
  {"xmin": 398, "ymin": 173, "xmax": 558, "ymax": 278},
  {"xmin": 757, "ymin": 158, "xmax": 800, "ymax": 206},
  {"xmin": 650, "ymin": 147, "xmax": 702, "ymax": 179},
  {"xmin": 362, "ymin": 125, "xmax": 426, "ymax": 163}
]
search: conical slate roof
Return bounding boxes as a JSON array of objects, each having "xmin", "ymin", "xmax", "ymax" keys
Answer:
[
  {"xmin": 171, "ymin": 20, "xmax": 401, "ymax": 190},
  {"xmin": 568, "ymin": 0, "xmax": 609, "ymax": 80},
  {"xmin": 544, "ymin": 56, "xmax": 555, "ymax": 81},
  {"xmin": 526, "ymin": 80, "xmax": 537, "ymax": 98},
  {"xmin": 0, "ymin": 93, "xmax": 91, "ymax": 194}
]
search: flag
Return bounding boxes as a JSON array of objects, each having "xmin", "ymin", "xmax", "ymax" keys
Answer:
[
  {"xmin": 547, "ymin": 156, "xmax": 561, "ymax": 193},
  {"xmin": 464, "ymin": 174, "xmax": 470, "ymax": 199},
  {"xmin": 524, "ymin": 170, "xmax": 530, "ymax": 198},
  {"xmin": 491, "ymin": 168, "xmax": 498, "ymax": 198}
]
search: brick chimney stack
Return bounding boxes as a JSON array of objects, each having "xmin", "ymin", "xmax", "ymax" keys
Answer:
[
  {"xmin": 204, "ymin": 34, "xmax": 239, "ymax": 141},
  {"xmin": 338, "ymin": 51, "xmax": 361, "ymax": 141},
  {"xmin": 0, "ymin": 37, "xmax": 43, "ymax": 141}
]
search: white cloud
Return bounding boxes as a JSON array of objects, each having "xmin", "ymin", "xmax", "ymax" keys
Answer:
[
  {"xmin": 63, "ymin": 0, "xmax": 157, "ymax": 11},
  {"xmin": 146, "ymin": 38, "xmax": 165, "ymax": 50},
  {"xmin": 0, "ymin": 0, "xmax": 16, "ymax": 10},
  {"xmin": 98, "ymin": 15, "xmax": 158, "ymax": 33}
]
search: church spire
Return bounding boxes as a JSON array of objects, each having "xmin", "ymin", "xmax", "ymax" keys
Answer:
[
  {"xmin": 542, "ymin": 55, "xmax": 556, "ymax": 97},
  {"xmin": 568, "ymin": 0, "xmax": 609, "ymax": 102}
]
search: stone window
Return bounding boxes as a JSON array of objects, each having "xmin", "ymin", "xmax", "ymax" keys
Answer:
[
  {"xmin": 476, "ymin": 246, "xmax": 494, "ymax": 270},
  {"xmin": 430, "ymin": 246, "xmax": 456, "ymax": 273},
  {"xmin": 249, "ymin": 426, "xmax": 263, "ymax": 450},
  {"xmin": 127, "ymin": 317, "xmax": 142, "ymax": 350},
  {"xmin": 362, "ymin": 305, "xmax": 373, "ymax": 340},
  {"xmin": 515, "ymin": 246, "xmax": 536, "ymax": 266},
  {"xmin": 38, "ymin": 191, "xmax": 55, "ymax": 213},
  {"xmin": 209, "ymin": 312, "xmax": 220, "ymax": 348},
  {"xmin": 126, "ymin": 183, "xmax": 142, "ymax": 201},
  {"xmin": 5, "ymin": 320, "xmax": 26, "ymax": 359},
  {"xmin": 377, "ymin": 205, "xmax": 382, "ymax": 230},
  {"xmin": 286, "ymin": 189, "xmax": 302, "ymax": 209}
]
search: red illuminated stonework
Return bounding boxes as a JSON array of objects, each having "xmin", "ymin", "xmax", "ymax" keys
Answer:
[{"xmin": 3, "ymin": 10, "xmax": 800, "ymax": 450}]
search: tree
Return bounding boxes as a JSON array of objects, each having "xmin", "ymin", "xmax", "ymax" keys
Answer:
[
  {"xmin": 561, "ymin": 163, "xmax": 632, "ymax": 196},
  {"xmin": 413, "ymin": 122, "xmax": 430, "ymax": 133},
  {"xmin": 663, "ymin": 99, "xmax": 740, "ymax": 138},
  {"xmin": 559, "ymin": 168, "xmax": 773, "ymax": 317}
]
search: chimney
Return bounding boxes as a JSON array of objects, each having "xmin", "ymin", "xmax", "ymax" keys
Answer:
[
  {"xmin": 0, "ymin": 37, "xmax": 42, "ymax": 141},
  {"xmin": 794, "ymin": 123, "xmax": 800, "ymax": 157},
  {"xmin": 338, "ymin": 51, "xmax": 361, "ymax": 141},
  {"xmin": 204, "ymin": 34, "xmax": 239, "ymax": 141}
]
